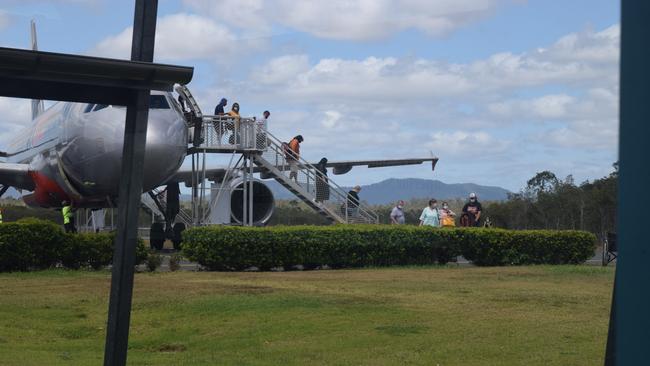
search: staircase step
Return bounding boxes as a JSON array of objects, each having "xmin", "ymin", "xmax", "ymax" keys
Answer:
[{"xmin": 252, "ymin": 152, "xmax": 352, "ymax": 224}]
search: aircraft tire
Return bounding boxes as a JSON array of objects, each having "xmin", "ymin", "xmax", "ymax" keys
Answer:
[
  {"xmin": 150, "ymin": 223, "xmax": 165, "ymax": 250},
  {"xmin": 172, "ymin": 223, "xmax": 186, "ymax": 250}
]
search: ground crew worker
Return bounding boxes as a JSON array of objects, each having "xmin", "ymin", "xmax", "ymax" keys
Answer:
[
  {"xmin": 0, "ymin": 208, "xmax": 4, "ymax": 223},
  {"xmin": 62, "ymin": 200, "xmax": 76, "ymax": 233}
]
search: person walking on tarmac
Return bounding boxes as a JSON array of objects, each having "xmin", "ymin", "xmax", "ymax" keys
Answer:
[
  {"xmin": 62, "ymin": 200, "xmax": 76, "ymax": 233},
  {"xmin": 419, "ymin": 199, "xmax": 441, "ymax": 227},
  {"xmin": 462, "ymin": 193, "xmax": 482, "ymax": 227},
  {"xmin": 390, "ymin": 200, "xmax": 406, "ymax": 224},
  {"xmin": 0, "ymin": 208, "xmax": 4, "ymax": 224}
]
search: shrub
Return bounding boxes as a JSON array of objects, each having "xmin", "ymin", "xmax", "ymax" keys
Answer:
[
  {"xmin": 168, "ymin": 253, "xmax": 182, "ymax": 272},
  {"xmin": 459, "ymin": 228, "xmax": 596, "ymax": 266},
  {"xmin": 0, "ymin": 219, "xmax": 66, "ymax": 271},
  {"xmin": 182, "ymin": 225, "xmax": 596, "ymax": 271},
  {"xmin": 61, "ymin": 232, "xmax": 149, "ymax": 270},
  {"xmin": 146, "ymin": 252, "xmax": 163, "ymax": 272},
  {"xmin": 0, "ymin": 218, "xmax": 149, "ymax": 272}
]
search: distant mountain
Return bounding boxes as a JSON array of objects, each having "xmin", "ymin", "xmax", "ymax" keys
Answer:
[{"xmin": 265, "ymin": 178, "xmax": 510, "ymax": 205}]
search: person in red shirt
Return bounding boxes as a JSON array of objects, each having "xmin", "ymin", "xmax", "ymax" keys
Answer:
[{"xmin": 287, "ymin": 135, "xmax": 303, "ymax": 182}]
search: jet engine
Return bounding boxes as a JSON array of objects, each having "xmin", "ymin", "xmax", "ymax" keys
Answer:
[{"xmin": 208, "ymin": 177, "xmax": 275, "ymax": 226}]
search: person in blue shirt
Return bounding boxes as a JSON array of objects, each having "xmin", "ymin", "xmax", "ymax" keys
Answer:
[
  {"xmin": 214, "ymin": 98, "xmax": 227, "ymax": 115},
  {"xmin": 419, "ymin": 199, "xmax": 441, "ymax": 227}
]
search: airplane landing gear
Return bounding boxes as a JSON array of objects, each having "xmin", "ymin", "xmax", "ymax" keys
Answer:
[
  {"xmin": 149, "ymin": 222, "xmax": 165, "ymax": 250},
  {"xmin": 172, "ymin": 223, "xmax": 185, "ymax": 250}
]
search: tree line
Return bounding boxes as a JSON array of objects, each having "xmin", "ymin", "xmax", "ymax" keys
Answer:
[
  {"xmin": 484, "ymin": 164, "xmax": 617, "ymax": 238},
  {"xmin": 269, "ymin": 164, "xmax": 618, "ymax": 240}
]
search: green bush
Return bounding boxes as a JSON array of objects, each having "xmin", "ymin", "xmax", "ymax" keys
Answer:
[
  {"xmin": 61, "ymin": 232, "xmax": 148, "ymax": 270},
  {"xmin": 0, "ymin": 219, "xmax": 66, "ymax": 271},
  {"xmin": 146, "ymin": 252, "xmax": 163, "ymax": 272},
  {"xmin": 458, "ymin": 228, "xmax": 597, "ymax": 266},
  {"xmin": 168, "ymin": 253, "xmax": 183, "ymax": 272},
  {"xmin": 0, "ymin": 218, "xmax": 148, "ymax": 272},
  {"xmin": 182, "ymin": 225, "xmax": 596, "ymax": 271}
]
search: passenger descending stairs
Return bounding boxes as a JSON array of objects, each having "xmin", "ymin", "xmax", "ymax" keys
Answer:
[{"xmin": 252, "ymin": 132, "xmax": 379, "ymax": 224}]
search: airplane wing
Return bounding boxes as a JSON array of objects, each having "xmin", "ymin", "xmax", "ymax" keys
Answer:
[
  {"xmin": 169, "ymin": 167, "xmax": 229, "ymax": 187},
  {"xmin": 0, "ymin": 163, "xmax": 35, "ymax": 191},
  {"xmin": 169, "ymin": 157, "xmax": 437, "ymax": 186},
  {"xmin": 322, "ymin": 157, "xmax": 438, "ymax": 175}
]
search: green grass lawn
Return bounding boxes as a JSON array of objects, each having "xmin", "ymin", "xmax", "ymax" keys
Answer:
[{"xmin": 0, "ymin": 266, "xmax": 614, "ymax": 366}]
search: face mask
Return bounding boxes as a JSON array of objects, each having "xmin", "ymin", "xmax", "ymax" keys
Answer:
[
  {"xmin": 397, "ymin": 205, "xmax": 403, "ymax": 209},
  {"xmin": 443, "ymin": 206, "xmax": 448, "ymax": 210}
]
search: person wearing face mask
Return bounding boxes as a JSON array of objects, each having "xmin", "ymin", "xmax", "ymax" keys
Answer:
[
  {"xmin": 419, "ymin": 199, "xmax": 441, "ymax": 227},
  {"xmin": 390, "ymin": 200, "xmax": 406, "ymax": 224},
  {"xmin": 440, "ymin": 201, "xmax": 456, "ymax": 227},
  {"xmin": 462, "ymin": 192, "xmax": 483, "ymax": 227},
  {"xmin": 227, "ymin": 102, "xmax": 241, "ymax": 144}
]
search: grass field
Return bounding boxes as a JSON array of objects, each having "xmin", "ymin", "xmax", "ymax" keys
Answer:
[{"xmin": 0, "ymin": 266, "xmax": 613, "ymax": 365}]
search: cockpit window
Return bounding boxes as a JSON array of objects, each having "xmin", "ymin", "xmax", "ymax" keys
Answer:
[
  {"xmin": 93, "ymin": 104, "xmax": 109, "ymax": 112},
  {"xmin": 150, "ymin": 95, "xmax": 170, "ymax": 109},
  {"xmin": 84, "ymin": 104, "xmax": 95, "ymax": 113}
]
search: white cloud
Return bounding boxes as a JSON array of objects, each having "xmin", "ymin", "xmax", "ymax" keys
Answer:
[
  {"xmin": 0, "ymin": 98, "xmax": 31, "ymax": 146},
  {"xmin": 236, "ymin": 25, "xmax": 619, "ymax": 170},
  {"xmin": 538, "ymin": 24, "xmax": 620, "ymax": 64},
  {"xmin": 89, "ymin": 13, "xmax": 250, "ymax": 62},
  {"xmin": 245, "ymin": 25, "xmax": 619, "ymax": 108},
  {"xmin": 183, "ymin": 0, "xmax": 512, "ymax": 41},
  {"xmin": 426, "ymin": 131, "xmax": 510, "ymax": 157},
  {"xmin": 488, "ymin": 94, "xmax": 576, "ymax": 119},
  {"xmin": 321, "ymin": 110, "xmax": 342, "ymax": 129}
]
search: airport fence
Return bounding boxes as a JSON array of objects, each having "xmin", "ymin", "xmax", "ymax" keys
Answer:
[
  {"xmin": 0, "ymin": 218, "xmax": 148, "ymax": 272},
  {"xmin": 181, "ymin": 225, "xmax": 596, "ymax": 271}
]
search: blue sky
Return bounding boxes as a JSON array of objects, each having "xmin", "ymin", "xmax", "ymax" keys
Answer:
[{"xmin": 0, "ymin": 0, "xmax": 620, "ymax": 192}]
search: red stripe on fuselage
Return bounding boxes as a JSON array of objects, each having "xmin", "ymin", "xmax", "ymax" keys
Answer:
[{"xmin": 27, "ymin": 171, "xmax": 70, "ymax": 207}]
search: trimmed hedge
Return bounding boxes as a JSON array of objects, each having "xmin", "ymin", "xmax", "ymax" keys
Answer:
[
  {"xmin": 450, "ymin": 228, "xmax": 597, "ymax": 266},
  {"xmin": 0, "ymin": 218, "xmax": 148, "ymax": 272},
  {"xmin": 182, "ymin": 225, "xmax": 596, "ymax": 271}
]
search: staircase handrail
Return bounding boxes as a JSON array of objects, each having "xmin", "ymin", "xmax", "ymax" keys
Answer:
[{"xmin": 262, "ymin": 130, "xmax": 379, "ymax": 223}]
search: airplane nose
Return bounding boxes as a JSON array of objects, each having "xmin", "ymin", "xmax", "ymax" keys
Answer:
[{"xmin": 142, "ymin": 115, "xmax": 188, "ymax": 191}]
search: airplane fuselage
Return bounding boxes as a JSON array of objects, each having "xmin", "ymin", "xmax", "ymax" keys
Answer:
[{"xmin": 6, "ymin": 91, "xmax": 188, "ymax": 208}]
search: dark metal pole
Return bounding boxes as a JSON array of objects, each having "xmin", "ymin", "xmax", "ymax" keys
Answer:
[
  {"xmin": 609, "ymin": 1, "xmax": 650, "ymax": 364},
  {"xmin": 104, "ymin": 1, "xmax": 158, "ymax": 365}
]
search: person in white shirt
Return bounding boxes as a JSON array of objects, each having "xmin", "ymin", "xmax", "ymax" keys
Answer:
[
  {"xmin": 256, "ymin": 110, "xmax": 270, "ymax": 149},
  {"xmin": 390, "ymin": 200, "xmax": 406, "ymax": 224},
  {"xmin": 419, "ymin": 199, "xmax": 441, "ymax": 227}
]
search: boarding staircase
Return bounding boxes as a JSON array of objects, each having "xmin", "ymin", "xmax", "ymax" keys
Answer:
[
  {"xmin": 141, "ymin": 187, "xmax": 192, "ymax": 226},
  {"xmin": 252, "ymin": 132, "xmax": 379, "ymax": 224},
  {"xmin": 175, "ymin": 84, "xmax": 379, "ymax": 224}
]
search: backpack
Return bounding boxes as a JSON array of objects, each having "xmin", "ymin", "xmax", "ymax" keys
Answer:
[{"xmin": 282, "ymin": 141, "xmax": 293, "ymax": 159}]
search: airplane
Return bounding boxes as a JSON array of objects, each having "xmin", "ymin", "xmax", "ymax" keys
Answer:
[{"xmin": 0, "ymin": 22, "xmax": 438, "ymax": 245}]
